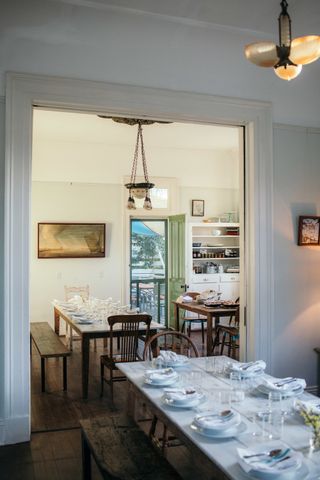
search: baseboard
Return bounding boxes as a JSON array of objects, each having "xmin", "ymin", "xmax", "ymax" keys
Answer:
[
  {"xmin": 1, "ymin": 415, "xmax": 30, "ymax": 445},
  {"xmin": 306, "ymin": 385, "xmax": 319, "ymax": 396}
]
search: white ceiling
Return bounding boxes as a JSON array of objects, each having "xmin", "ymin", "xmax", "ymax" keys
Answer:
[
  {"xmin": 33, "ymin": 109, "xmax": 240, "ymax": 151},
  {"xmin": 52, "ymin": 0, "xmax": 320, "ymax": 38}
]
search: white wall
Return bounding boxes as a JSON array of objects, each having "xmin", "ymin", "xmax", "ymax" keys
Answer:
[
  {"xmin": 31, "ymin": 182, "xmax": 123, "ymax": 326},
  {"xmin": 273, "ymin": 126, "xmax": 320, "ymax": 386}
]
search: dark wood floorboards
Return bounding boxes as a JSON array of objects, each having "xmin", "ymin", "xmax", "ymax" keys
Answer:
[{"xmin": 0, "ymin": 332, "xmax": 232, "ymax": 479}]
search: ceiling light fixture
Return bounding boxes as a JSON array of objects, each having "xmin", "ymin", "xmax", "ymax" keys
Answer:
[
  {"xmin": 244, "ymin": 1, "xmax": 320, "ymax": 81},
  {"xmin": 125, "ymin": 120, "xmax": 154, "ymax": 210}
]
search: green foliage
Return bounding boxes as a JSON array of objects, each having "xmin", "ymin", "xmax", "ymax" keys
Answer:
[{"xmin": 132, "ymin": 233, "xmax": 165, "ymax": 269}]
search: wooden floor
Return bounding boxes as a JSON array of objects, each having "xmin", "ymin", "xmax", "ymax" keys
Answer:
[{"xmin": 0, "ymin": 332, "xmax": 235, "ymax": 480}]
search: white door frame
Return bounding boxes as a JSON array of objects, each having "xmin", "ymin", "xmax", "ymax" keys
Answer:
[{"xmin": 4, "ymin": 73, "xmax": 273, "ymax": 444}]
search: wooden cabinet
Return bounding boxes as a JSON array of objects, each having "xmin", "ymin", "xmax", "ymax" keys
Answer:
[{"xmin": 188, "ymin": 223, "xmax": 240, "ymax": 300}]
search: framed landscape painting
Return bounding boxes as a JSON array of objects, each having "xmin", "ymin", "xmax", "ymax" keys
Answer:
[
  {"xmin": 298, "ymin": 216, "xmax": 320, "ymax": 246},
  {"xmin": 38, "ymin": 223, "xmax": 105, "ymax": 258},
  {"xmin": 192, "ymin": 199, "xmax": 205, "ymax": 217}
]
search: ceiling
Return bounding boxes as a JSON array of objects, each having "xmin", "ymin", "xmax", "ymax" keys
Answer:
[
  {"xmin": 53, "ymin": 0, "xmax": 320, "ymax": 38},
  {"xmin": 33, "ymin": 109, "xmax": 240, "ymax": 151}
]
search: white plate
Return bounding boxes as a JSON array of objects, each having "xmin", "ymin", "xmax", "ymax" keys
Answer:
[
  {"xmin": 193, "ymin": 410, "xmax": 241, "ymax": 431},
  {"xmin": 227, "ymin": 368, "xmax": 265, "ymax": 379},
  {"xmin": 74, "ymin": 317, "xmax": 94, "ymax": 324},
  {"xmin": 144, "ymin": 375, "xmax": 178, "ymax": 387},
  {"xmin": 257, "ymin": 384, "xmax": 304, "ymax": 398},
  {"xmin": 238, "ymin": 445, "xmax": 305, "ymax": 479},
  {"xmin": 190, "ymin": 421, "xmax": 247, "ymax": 438},
  {"xmin": 162, "ymin": 393, "xmax": 205, "ymax": 409}
]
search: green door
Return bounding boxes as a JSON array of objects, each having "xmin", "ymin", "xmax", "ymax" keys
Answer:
[{"xmin": 168, "ymin": 214, "xmax": 186, "ymax": 328}]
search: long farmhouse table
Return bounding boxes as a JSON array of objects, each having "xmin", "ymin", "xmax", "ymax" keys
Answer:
[
  {"xmin": 118, "ymin": 357, "xmax": 320, "ymax": 479},
  {"xmin": 54, "ymin": 305, "xmax": 164, "ymax": 398}
]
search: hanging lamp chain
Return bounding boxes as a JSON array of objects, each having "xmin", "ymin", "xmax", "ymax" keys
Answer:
[
  {"xmin": 139, "ymin": 123, "xmax": 150, "ymax": 183},
  {"xmin": 130, "ymin": 123, "xmax": 140, "ymax": 184},
  {"xmin": 129, "ymin": 121, "xmax": 150, "ymax": 184}
]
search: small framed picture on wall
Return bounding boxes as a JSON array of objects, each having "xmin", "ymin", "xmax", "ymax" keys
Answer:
[
  {"xmin": 298, "ymin": 216, "xmax": 320, "ymax": 245},
  {"xmin": 192, "ymin": 199, "xmax": 204, "ymax": 217}
]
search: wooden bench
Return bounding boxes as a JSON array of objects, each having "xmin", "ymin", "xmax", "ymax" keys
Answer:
[
  {"xmin": 30, "ymin": 322, "xmax": 71, "ymax": 392},
  {"xmin": 80, "ymin": 415, "xmax": 182, "ymax": 480}
]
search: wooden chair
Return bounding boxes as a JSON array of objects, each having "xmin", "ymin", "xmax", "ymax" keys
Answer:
[
  {"xmin": 143, "ymin": 331, "xmax": 199, "ymax": 454},
  {"xmin": 100, "ymin": 314, "xmax": 152, "ymax": 403},
  {"xmin": 64, "ymin": 285, "xmax": 97, "ymax": 351},
  {"xmin": 179, "ymin": 292, "xmax": 206, "ymax": 344},
  {"xmin": 212, "ymin": 305, "xmax": 240, "ymax": 358}
]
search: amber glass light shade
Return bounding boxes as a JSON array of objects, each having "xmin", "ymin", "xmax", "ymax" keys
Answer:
[
  {"xmin": 245, "ymin": 41, "xmax": 278, "ymax": 67},
  {"xmin": 274, "ymin": 63, "xmax": 302, "ymax": 80},
  {"xmin": 290, "ymin": 35, "xmax": 320, "ymax": 65}
]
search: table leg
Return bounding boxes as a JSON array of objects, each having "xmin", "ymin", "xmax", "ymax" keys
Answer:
[
  {"xmin": 174, "ymin": 303, "xmax": 179, "ymax": 330},
  {"xmin": 206, "ymin": 314, "xmax": 213, "ymax": 356},
  {"xmin": 82, "ymin": 335, "xmax": 90, "ymax": 399},
  {"xmin": 54, "ymin": 307, "xmax": 60, "ymax": 335}
]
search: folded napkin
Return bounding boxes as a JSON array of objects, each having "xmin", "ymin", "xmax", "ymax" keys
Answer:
[
  {"xmin": 163, "ymin": 386, "xmax": 198, "ymax": 403},
  {"xmin": 229, "ymin": 360, "xmax": 266, "ymax": 373},
  {"xmin": 194, "ymin": 410, "xmax": 240, "ymax": 431},
  {"xmin": 260, "ymin": 376, "xmax": 306, "ymax": 392},
  {"xmin": 156, "ymin": 351, "xmax": 188, "ymax": 365},
  {"xmin": 238, "ymin": 447, "xmax": 303, "ymax": 474},
  {"xmin": 182, "ymin": 295, "xmax": 193, "ymax": 303},
  {"xmin": 295, "ymin": 399, "xmax": 320, "ymax": 414},
  {"xmin": 145, "ymin": 368, "xmax": 177, "ymax": 382}
]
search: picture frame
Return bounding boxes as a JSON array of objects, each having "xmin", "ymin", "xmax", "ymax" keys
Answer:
[
  {"xmin": 38, "ymin": 223, "xmax": 106, "ymax": 258},
  {"xmin": 192, "ymin": 199, "xmax": 205, "ymax": 217},
  {"xmin": 297, "ymin": 216, "xmax": 320, "ymax": 246}
]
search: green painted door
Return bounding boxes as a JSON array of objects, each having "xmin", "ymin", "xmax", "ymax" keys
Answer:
[{"xmin": 168, "ymin": 214, "xmax": 187, "ymax": 328}]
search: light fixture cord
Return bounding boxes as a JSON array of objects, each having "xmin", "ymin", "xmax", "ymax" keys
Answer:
[{"xmin": 139, "ymin": 122, "xmax": 150, "ymax": 183}]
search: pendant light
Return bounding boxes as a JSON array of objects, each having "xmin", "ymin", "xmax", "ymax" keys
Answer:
[
  {"xmin": 125, "ymin": 120, "xmax": 154, "ymax": 210},
  {"xmin": 245, "ymin": 1, "xmax": 320, "ymax": 81}
]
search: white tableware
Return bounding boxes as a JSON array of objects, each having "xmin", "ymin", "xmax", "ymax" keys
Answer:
[
  {"xmin": 190, "ymin": 420, "xmax": 247, "ymax": 438},
  {"xmin": 144, "ymin": 368, "xmax": 178, "ymax": 387},
  {"xmin": 257, "ymin": 384, "xmax": 304, "ymax": 398},
  {"xmin": 237, "ymin": 443, "xmax": 303, "ymax": 477},
  {"xmin": 162, "ymin": 390, "xmax": 205, "ymax": 409},
  {"xmin": 193, "ymin": 409, "xmax": 241, "ymax": 432}
]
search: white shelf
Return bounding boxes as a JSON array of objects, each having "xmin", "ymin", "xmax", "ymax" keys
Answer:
[
  {"xmin": 192, "ymin": 235, "xmax": 239, "ymax": 238},
  {"xmin": 193, "ymin": 257, "xmax": 240, "ymax": 261},
  {"xmin": 193, "ymin": 246, "xmax": 239, "ymax": 249}
]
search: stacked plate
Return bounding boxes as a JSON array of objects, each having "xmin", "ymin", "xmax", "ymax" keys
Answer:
[
  {"xmin": 257, "ymin": 377, "xmax": 306, "ymax": 398},
  {"xmin": 162, "ymin": 387, "xmax": 204, "ymax": 409},
  {"xmin": 144, "ymin": 368, "xmax": 178, "ymax": 387},
  {"xmin": 190, "ymin": 409, "xmax": 247, "ymax": 438},
  {"xmin": 72, "ymin": 314, "xmax": 94, "ymax": 324},
  {"xmin": 237, "ymin": 443, "xmax": 305, "ymax": 478},
  {"xmin": 226, "ymin": 360, "xmax": 266, "ymax": 379}
]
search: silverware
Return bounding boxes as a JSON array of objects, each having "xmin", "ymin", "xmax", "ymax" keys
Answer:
[
  {"xmin": 244, "ymin": 448, "xmax": 282, "ymax": 459},
  {"xmin": 196, "ymin": 410, "xmax": 233, "ymax": 422},
  {"xmin": 275, "ymin": 378, "xmax": 296, "ymax": 387}
]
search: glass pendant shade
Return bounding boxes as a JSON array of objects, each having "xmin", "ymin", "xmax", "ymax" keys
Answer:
[
  {"xmin": 143, "ymin": 193, "xmax": 152, "ymax": 210},
  {"xmin": 274, "ymin": 63, "xmax": 302, "ymax": 80},
  {"xmin": 127, "ymin": 195, "xmax": 136, "ymax": 209},
  {"xmin": 290, "ymin": 35, "xmax": 320, "ymax": 65},
  {"xmin": 245, "ymin": 41, "xmax": 278, "ymax": 67}
]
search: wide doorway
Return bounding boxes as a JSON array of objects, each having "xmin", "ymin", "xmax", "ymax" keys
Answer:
[{"xmin": 130, "ymin": 219, "xmax": 168, "ymax": 325}]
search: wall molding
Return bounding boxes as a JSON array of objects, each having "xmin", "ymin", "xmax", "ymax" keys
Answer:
[
  {"xmin": 5, "ymin": 72, "xmax": 273, "ymax": 443},
  {"xmin": 274, "ymin": 123, "xmax": 320, "ymax": 135}
]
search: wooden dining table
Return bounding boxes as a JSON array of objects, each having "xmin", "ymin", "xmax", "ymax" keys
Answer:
[
  {"xmin": 53, "ymin": 305, "xmax": 164, "ymax": 399},
  {"xmin": 117, "ymin": 357, "xmax": 320, "ymax": 479},
  {"xmin": 172, "ymin": 300, "xmax": 238, "ymax": 356}
]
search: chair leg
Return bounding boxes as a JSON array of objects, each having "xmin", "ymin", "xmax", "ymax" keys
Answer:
[
  {"xmin": 110, "ymin": 368, "xmax": 114, "ymax": 404},
  {"xmin": 220, "ymin": 332, "xmax": 227, "ymax": 355},
  {"xmin": 201, "ymin": 321, "xmax": 205, "ymax": 344},
  {"xmin": 149, "ymin": 415, "xmax": 158, "ymax": 441},
  {"xmin": 100, "ymin": 362, "xmax": 104, "ymax": 397},
  {"xmin": 93, "ymin": 339, "xmax": 97, "ymax": 352},
  {"xmin": 187, "ymin": 322, "xmax": 191, "ymax": 338}
]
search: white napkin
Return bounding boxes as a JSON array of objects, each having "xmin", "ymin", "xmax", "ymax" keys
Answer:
[
  {"xmin": 237, "ymin": 447, "xmax": 303, "ymax": 474},
  {"xmin": 260, "ymin": 377, "xmax": 306, "ymax": 392},
  {"xmin": 156, "ymin": 351, "xmax": 188, "ymax": 365},
  {"xmin": 163, "ymin": 386, "xmax": 198, "ymax": 403},
  {"xmin": 194, "ymin": 410, "xmax": 240, "ymax": 431},
  {"xmin": 182, "ymin": 295, "xmax": 193, "ymax": 303},
  {"xmin": 295, "ymin": 399, "xmax": 320, "ymax": 414},
  {"xmin": 229, "ymin": 360, "xmax": 266, "ymax": 373},
  {"xmin": 145, "ymin": 368, "xmax": 177, "ymax": 382}
]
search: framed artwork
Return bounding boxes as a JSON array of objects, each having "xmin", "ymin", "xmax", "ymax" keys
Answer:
[
  {"xmin": 192, "ymin": 199, "xmax": 205, "ymax": 217},
  {"xmin": 38, "ymin": 223, "xmax": 105, "ymax": 258},
  {"xmin": 298, "ymin": 216, "xmax": 320, "ymax": 246}
]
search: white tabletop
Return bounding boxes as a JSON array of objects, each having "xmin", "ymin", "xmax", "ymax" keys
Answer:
[{"xmin": 117, "ymin": 357, "xmax": 320, "ymax": 479}]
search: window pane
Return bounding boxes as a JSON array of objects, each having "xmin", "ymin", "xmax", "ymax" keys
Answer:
[{"xmin": 134, "ymin": 188, "xmax": 168, "ymax": 209}]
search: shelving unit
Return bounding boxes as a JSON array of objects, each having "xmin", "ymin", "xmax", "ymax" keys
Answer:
[{"xmin": 188, "ymin": 222, "xmax": 240, "ymax": 300}]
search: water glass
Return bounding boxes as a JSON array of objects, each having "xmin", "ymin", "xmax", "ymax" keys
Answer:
[
  {"xmin": 205, "ymin": 357, "xmax": 215, "ymax": 373},
  {"xmin": 229, "ymin": 371, "xmax": 242, "ymax": 390},
  {"xmin": 268, "ymin": 391, "xmax": 283, "ymax": 412}
]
